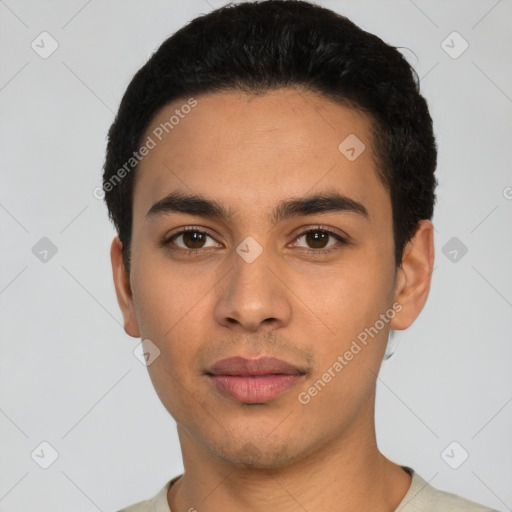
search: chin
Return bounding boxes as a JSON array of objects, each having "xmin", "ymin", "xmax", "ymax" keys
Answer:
[{"xmin": 204, "ymin": 431, "xmax": 307, "ymax": 470}]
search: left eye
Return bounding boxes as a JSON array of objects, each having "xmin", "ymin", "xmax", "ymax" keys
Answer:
[{"xmin": 293, "ymin": 229, "xmax": 344, "ymax": 250}]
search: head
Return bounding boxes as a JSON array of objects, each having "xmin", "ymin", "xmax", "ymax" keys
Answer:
[{"xmin": 105, "ymin": 0, "xmax": 436, "ymax": 468}]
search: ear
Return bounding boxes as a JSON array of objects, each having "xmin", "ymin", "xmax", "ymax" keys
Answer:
[
  {"xmin": 110, "ymin": 237, "xmax": 140, "ymax": 338},
  {"xmin": 391, "ymin": 220, "xmax": 435, "ymax": 331}
]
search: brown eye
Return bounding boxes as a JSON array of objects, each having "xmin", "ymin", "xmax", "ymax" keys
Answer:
[
  {"xmin": 304, "ymin": 230, "xmax": 330, "ymax": 249},
  {"xmin": 295, "ymin": 229, "xmax": 343, "ymax": 251},
  {"xmin": 166, "ymin": 228, "xmax": 221, "ymax": 252},
  {"xmin": 180, "ymin": 231, "xmax": 207, "ymax": 249}
]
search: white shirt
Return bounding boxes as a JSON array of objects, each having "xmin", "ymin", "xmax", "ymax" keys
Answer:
[{"xmin": 117, "ymin": 468, "xmax": 497, "ymax": 512}]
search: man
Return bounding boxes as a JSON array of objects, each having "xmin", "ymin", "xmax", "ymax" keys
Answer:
[{"xmin": 103, "ymin": 1, "xmax": 496, "ymax": 510}]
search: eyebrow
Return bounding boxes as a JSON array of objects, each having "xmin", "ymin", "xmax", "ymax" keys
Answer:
[{"xmin": 146, "ymin": 190, "xmax": 368, "ymax": 224}]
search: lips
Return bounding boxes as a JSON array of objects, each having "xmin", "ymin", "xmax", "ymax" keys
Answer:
[{"xmin": 206, "ymin": 356, "xmax": 306, "ymax": 403}]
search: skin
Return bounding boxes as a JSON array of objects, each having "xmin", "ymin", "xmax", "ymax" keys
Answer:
[{"xmin": 111, "ymin": 88, "xmax": 434, "ymax": 511}]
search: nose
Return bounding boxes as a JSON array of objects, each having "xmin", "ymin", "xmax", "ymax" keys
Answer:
[{"xmin": 214, "ymin": 245, "xmax": 292, "ymax": 333}]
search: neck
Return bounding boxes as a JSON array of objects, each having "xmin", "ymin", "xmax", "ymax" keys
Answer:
[{"xmin": 168, "ymin": 397, "xmax": 411, "ymax": 512}]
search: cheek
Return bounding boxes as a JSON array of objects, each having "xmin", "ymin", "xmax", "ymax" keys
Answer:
[
  {"xmin": 131, "ymin": 265, "xmax": 213, "ymax": 418},
  {"xmin": 291, "ymin": 252, "xmax": 394, "ymax": 343},
  {"xmin": 130, "ymin": 244, "xmax": 215, "ymax": 337},
  {"xmin": 129, "ymin": 248, "xmax": 221, "ymax": 372},
  {"xmin": 294, "ymin": 262, "xmax": 394, "ymax": 420}
]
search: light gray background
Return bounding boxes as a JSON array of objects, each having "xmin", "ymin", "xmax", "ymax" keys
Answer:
[{"xmin": 1, "ymin": 1, "xmax": 511, "ymax": 511}]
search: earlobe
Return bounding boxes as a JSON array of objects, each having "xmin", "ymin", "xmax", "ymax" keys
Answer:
[
  {"xmin": 110, "ymin": 237, "xmax": 141, "ymax": 338},
  {"xmin": 390, "ymin": 220, "xmax": 435, "ymax": 331}
]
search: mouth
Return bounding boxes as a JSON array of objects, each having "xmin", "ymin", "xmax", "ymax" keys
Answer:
[{"xmin": 205, "ymin": 356, "xmax": 306, "ymax": 404}]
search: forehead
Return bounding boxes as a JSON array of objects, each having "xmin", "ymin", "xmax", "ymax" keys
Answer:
[{"xmin": 133, "ymin": 88, "xmax": 388, "ymax": 221}]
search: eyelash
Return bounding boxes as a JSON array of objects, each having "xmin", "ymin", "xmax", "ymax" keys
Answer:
[{"xmin": 162, "ymin": 225, "xmax": 349, "ymax": 257}]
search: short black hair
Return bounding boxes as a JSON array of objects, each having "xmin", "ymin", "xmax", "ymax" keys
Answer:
[{"xmin": 103, "ymin": 0, "xmax": 437, "ymax": 272}]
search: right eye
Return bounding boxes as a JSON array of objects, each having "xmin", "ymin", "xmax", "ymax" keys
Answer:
[{"xmin": 163, "ymin": 227, "xmax": 222, "ymax": 254}]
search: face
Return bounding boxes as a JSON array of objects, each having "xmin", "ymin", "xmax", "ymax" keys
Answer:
[{"xmin": 111, "ymin": 88, "xmax": 433, "ymax": 468}]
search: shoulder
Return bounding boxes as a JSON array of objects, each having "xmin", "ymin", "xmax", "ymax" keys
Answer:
[
  {"xmin": 396, "ymin": 470, "xmax": 498, "ymax": 512},
  {"xmin": 116, "ymin": 476, "xmax": 181, "ymax": 512}
]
